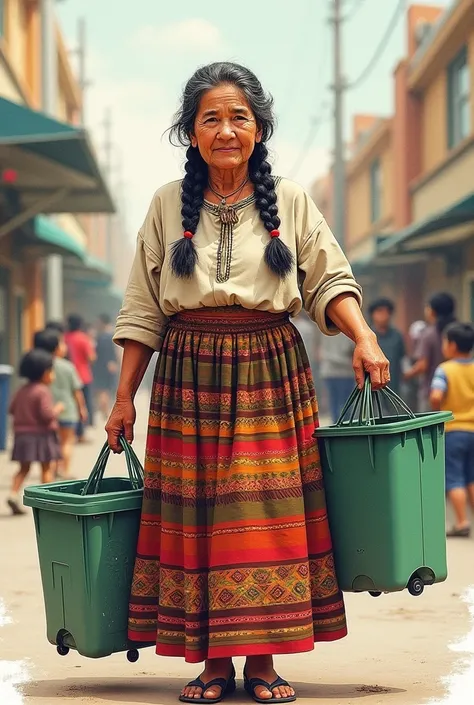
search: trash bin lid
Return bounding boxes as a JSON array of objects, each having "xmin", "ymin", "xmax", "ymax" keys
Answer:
[{"xmin": 0, "ymin": 365, "xmax": 14, "ymax": 376}]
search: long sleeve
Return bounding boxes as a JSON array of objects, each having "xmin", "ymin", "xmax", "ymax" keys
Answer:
[
  {"xmin": 114, "ymin": 194, "xmax": 169, "ymax": 352},
  {"xmin": 297, "ymin": 210, "xmax": 362, "ymax": 336}
]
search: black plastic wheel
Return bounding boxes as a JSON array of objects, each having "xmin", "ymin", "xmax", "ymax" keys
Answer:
[
  {"xmin": 369, "ymin": 591, "xmax": 382, "ymax": 597},
  {"xmin": 57, "ymin": 644, "xmax": 69, "ymax": 656},
  {"xmin": 127, "ymin": 649, "xmax": 139, "ymax": 663},
  {"xmin": 408, "ymin": 577, "xmax": 424, "ymax": 596}
]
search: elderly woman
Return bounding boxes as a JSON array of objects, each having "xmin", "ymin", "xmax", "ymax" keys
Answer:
[{"xmin": 106, "ymin": 62, "xmax": 389, "ymax": 704}]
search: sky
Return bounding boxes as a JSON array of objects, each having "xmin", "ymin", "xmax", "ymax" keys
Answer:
[{"xmin": 57, "ymin": 0, "xmax": 451, "ymax": 239}]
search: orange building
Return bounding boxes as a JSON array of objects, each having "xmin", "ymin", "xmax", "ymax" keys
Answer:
[{"xmin": 340, "ymin": 0, "xmax": 474, "ymax": 332}]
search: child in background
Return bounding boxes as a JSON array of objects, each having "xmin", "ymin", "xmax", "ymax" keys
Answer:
[
  {"xmin": 7, "ymin": 349, "xmax": 63, "ymax": 515},
  {"xmin": 430, "ymin": 323, "xmax": 474, "ymax": 538},
  {"xmin": 34, "ymin": 328, "xmax": 87, "ymax": 480}
]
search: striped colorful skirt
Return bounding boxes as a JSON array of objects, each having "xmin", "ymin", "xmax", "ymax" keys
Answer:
[{"xmin": 128, "ymin": 307, "xmax": 347, "ymax": 663}]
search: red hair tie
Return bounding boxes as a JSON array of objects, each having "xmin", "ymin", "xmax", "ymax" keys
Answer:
[
  {"xmin": 183, "ymin": 230, "xmax": 194, "ymax": 239},
  {"xmin": 270, "ymin": 229, "xmax": 280, "ymax": 238}
]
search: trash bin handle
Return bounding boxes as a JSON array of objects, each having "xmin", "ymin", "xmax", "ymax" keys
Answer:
[
  {"xmin": 335, "ymin": 375, "xmax": 416, "ymax": 427},
  {"xmin": 81, "ymin": 436, "xmax": 144, "ymax": 495}
]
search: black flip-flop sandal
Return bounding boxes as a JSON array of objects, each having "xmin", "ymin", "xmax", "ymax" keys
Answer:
[
  {"xmin": 179, "ymin": 665, "xmax": 236, "ymax": 703},
  {"xmin": 244, "ymin": 672, "xmax": 296, "ymax": 703},
  {"xmin": 446, "ymin": 525, "xmax": 471, "ymax": 538}
]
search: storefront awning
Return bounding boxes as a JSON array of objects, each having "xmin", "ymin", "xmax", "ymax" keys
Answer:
[
  {"xmin": 0, "ymin": 97, "xmax": 114, "ymax": 239},
  {"xmin": 64, "ymin": 253, "xmax": 113, "ymax": 287},
  {"xmin": 378, "ymin": 192, "xmax": 474, "ymax": 256},
  {"xmin": 10, "ymin": 214, "xmax": 88, "ymax": 261},
  {"xmin": 34, "ymin": 215, "xmax": 86, "ymax": 259}
]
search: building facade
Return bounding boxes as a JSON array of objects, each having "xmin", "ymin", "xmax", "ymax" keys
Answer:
[
  {"xmin": 0, "ymin": 0, "xmax": 121, "ymax": 367},
  {"xmin": 315, "ymin": 1, "xmax": 474, "ymax": 335}
]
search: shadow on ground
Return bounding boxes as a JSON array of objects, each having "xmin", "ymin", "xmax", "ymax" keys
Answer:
[{"xmin": 23, "ymin": 678, "xmax": 406, "ymax": 703}]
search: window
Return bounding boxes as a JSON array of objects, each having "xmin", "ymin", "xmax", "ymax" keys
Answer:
[
  {"xmin": 447, "ymin": 46, "xmax": 470, "ymax": 149},
  {"xmin": 370, "ymin": 159, "xmax": 382, "ymax": 224}
]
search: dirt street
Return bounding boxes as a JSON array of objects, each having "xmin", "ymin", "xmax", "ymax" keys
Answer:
[{"xmin": 0, "ymin": 392, "xmax": 472, "ymax": 705}]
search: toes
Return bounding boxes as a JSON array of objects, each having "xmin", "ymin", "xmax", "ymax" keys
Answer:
[
  {"xmin": 182, "ymin": 686, "xmax": 203, "ymax": 699},
  {"xmin": 204, "ymin": 688, "xmax": 221, "ymax": 700},
  {"xmin": 272, "ymin": 686, "xmax": 295, "ymax": 699},
  {"xmin": 255, "ymin": 687, "xmax": 273, "ymax": 700}
]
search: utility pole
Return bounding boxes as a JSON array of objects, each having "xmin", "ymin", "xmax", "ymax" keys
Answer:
[
  {"xmin": 331, "ymin": 0, "xmax": 345, "ymax": 248},
  {"xmin": 41, "ymin": 0, "xmax": 63, "ymax": 322}
]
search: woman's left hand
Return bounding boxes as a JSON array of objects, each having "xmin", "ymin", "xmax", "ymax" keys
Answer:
[{"xmin": 353, "ymin": 333, "xmax": 390, "ymax": 390}]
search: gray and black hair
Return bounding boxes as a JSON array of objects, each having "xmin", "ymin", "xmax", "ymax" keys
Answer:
[{"xmin": 168, "ymin": 62, "xmax": 294, "ymax": 279}]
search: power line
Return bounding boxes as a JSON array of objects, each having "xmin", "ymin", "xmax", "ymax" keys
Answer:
[
  {"xmin": 344, "ymin": 0, "xmax": 367, "ymax": 21},
  {"xmin": 288, "ymin": 109, "xmax": 331, "ymax": 179},
  {"xmin": 347, "ymin": 0, "xmax": 406, "ymax": 90}
]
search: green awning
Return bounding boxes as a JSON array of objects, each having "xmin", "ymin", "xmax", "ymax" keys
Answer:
[
  {"xmin": 350, "ymin": 253, "xmax": 375, "ymax": 275},
  {"xmin": 0, "ymin": 97, "xmax": 114, "ymax": 237},
  {"xmin": 378, "ymin": 192, "xmax": 474, "ymax": 256},
  {"xmin": 64, "ymin": 252, "xmax": 113, "ymax": 286},
  {"xmin": 34, "ymin": 215, "xmax": 86, "ymax": 259},
  {"xmin": 85, "ymin": 254, "xmax": 113, "ymax": 279}
]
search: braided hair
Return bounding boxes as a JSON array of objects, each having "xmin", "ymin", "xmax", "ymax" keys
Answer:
[
  {"xmin": 169, "ymin": 146, "xmax": 205, "ymax": 278},
  {"xmin": 249, "ymin": 142, "xmax": 293, "ymax": 277},
  {"xmin": 168, "ymin": 62, "xmax": 294, "ymax": 279}
]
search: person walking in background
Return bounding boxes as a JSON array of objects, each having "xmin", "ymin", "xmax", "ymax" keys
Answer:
[
  {"xmin": 34, "ymin": 328, "xmax": 87, "ymax": 479},
  {"xmin": 292, "ymin": 310, "xmax": 318, "ymax": 370},
  {"xmin": 320, "ymin": 333, "xmax": 355, "ymax": 423},
  {"xmin": 94, "ymin": 314, "xmax": 119, "ymax": 420},
  {"xmin": 404, "ymin": 320, "xmax": 427, "ymax": 411},
  {"xmin": 405, "ymin": 292, "xmax": 456, "ymax": 411},
  {"xmin": 6, "ymin": 349, "xmax": 63, "ymax": 515},
  {"xmin": 65, "ymin": 314, "xmax": 96, "ymax": 441},
  {"xmin": 45, "ymin": 320, "xmax": 66, "ymax": 336},
  {"xmin": 430, "ymin": 323, "xmax": 474, "ymax": 538},
  {"xmin": 368, "ymin": 298, "xmax": 406, "ymax": 396}
]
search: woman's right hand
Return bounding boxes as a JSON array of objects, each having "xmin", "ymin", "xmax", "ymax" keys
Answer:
[{"xmin": 105, "ymin": 397, "xmax": 136, "ymax": 453}]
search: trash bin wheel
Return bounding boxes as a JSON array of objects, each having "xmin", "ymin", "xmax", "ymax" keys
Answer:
[
  {"xmin": 369, "ymin": 591, "xmax": 382, "ymax": 597},
  {"xmin": 57, "ymin": 644, "xmax": 69, "ymax": 656},
  {"xmin": 408, "ymin": 577, "xmax": 424, "ymax": 596},
  {"xmin": 127, "ymin": 649, "xmax": 139, "ymax": 663}
]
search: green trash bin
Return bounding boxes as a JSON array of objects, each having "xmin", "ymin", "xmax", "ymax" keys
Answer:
[
  {"xmin": 23, "ymin": 438, "xmax": 153, "ymax": 660},
  {"xmin": 314, "ymin": 380, "xmax": 453, "ymax": 598}
]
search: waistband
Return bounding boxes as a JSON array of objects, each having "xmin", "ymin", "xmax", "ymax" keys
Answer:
[{"xmin": 169, "ymin": 306, "xmax": 290, "ymax": 333}]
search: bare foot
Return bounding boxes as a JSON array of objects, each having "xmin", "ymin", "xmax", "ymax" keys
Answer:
[
  {"xmin": 245, "ymin": 655, "xmax": 295, "ymax": 700},
  {"xmin": 180, "ymin": 658, "xmax": 234, "ymax": 701}
]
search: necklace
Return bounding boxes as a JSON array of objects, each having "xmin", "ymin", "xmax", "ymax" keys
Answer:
[{"xmin": 208, "ymin": 177, "xmax": 249, "ymax": 225}]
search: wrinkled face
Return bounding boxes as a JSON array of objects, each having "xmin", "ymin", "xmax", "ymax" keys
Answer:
[{"xmin": 191, "ymin": 83, "xmax": 262, "ymax": 170}]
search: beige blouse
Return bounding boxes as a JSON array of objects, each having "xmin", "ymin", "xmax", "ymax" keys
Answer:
[{"xmin": 114, "ymin": 178, "xmax": 362, "ymax": 351}]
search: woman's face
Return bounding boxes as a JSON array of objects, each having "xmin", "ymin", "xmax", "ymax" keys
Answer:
[{"xmin": 191, "ymin": 83, "xmax": 262, "ymax": 171}]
